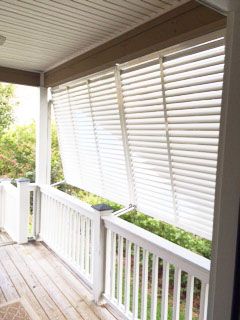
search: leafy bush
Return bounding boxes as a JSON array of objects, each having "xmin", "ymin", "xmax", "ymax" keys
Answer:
[
  {"xmin": 59, "ymin": 184, "xmax": 211, "ymax": 259},
  {"xmin": 0, "ymin": 123, "xmax": 35, "ymax": 180},
  {"xmin": 0, "ymin": 122, "xmax": 64, "ymax": 183},
  {"xmin": 0, "ymin": 83, "xmax": 15, "ymax": 134}
]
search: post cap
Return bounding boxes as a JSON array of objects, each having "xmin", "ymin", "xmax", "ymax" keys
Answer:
[
  {"xmin": 92, "ymin": 203, "xmax": 113, "ymax": 211},
  {"xmin": 92, "ymin": 203, "xmax": 114, "ymax": 216}
]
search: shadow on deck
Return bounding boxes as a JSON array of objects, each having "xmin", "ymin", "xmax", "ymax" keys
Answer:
[{"xmin": 0, "ymin": 240, "xmax": 118, "ymax": 320}]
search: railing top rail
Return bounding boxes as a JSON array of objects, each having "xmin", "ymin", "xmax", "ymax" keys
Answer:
[
  {"xmin": 40, "ymin": 184, "xmax": 98, "ymax": 220},
  {"xmin": 103, "ymin": 215, "xmax": 210, "ymax": 283}
]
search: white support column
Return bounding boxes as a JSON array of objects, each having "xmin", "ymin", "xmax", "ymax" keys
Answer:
[
  {"xmin": 36, "ymin": 73, "xmax": 51, "ymax": 185},
  {"xmin": 16, "ymin": 178, "xmax": 30, "ymax": 244},
  {"xmin": 198, "ymin": 2, "xmax": 240, "ymax": 319},
  {"xmin": 92, "ymin": 204, "xmax": 114, "ymax": 304}
]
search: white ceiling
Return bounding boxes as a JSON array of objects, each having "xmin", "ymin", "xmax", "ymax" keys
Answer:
[{"xmin": 0, "ymin": 0, "xmax": 189, "ymax": 72}]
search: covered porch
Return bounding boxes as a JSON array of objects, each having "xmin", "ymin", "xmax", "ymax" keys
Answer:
[{"xmin": 0, "ymin": 1, "xmax": 240, "ymax": 320}]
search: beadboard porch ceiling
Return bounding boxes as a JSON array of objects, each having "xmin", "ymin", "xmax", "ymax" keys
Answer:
[{"xmin": 0, "ymin": 0, "xmax": 190, "ymax": 73}]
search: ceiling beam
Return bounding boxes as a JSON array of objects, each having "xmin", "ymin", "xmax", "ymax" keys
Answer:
[
  {"xmin": 0, "ymin": 66, "xmax": 40, "ymax": 87},
  {"xmin": 44, "ymin": 0, "xmax": 226, "ymax": 88}
]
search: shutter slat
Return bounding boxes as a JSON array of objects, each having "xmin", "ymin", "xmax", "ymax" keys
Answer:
[{"xmin": 52, "ymin": 37, "xmax": 224, "ymax": 240}]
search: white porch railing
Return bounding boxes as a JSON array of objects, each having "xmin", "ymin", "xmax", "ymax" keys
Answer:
[
  {"xmin": 0, "ymin": 179, "xmax": 35, "ymax": 243},
  {"xmin": 0, "ymin": 181, "xmax": 18, "ymax": 238},
  {"xmin": 39, "ymin": 184, "xmax": 111, "ymax": 293},
  {"xmin": 0, "ymin": 180, "xmax": 210, "ymax": 319},
  {"xmin": 103, "ymin": 216, "xmax": 210, "ymax": 320}
]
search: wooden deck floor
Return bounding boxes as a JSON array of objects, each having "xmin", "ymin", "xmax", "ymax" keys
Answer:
[
  {"xmin": 0, "ymin": 241, "xmax": 117, "ymax": 320},
  {"xmin": 0, "ymin": 230, "xmax": 13, "ymax": 246}
]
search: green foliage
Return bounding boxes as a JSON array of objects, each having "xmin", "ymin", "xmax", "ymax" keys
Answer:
[
  {"xmin": 122, "ymin": 211, "xmax": 211, "ymax": 259},
  {"xmin": 51, "ymin": 124, "xmax": 64, "ymax": 183},
  {"xmin": 0, "ymin": 123, "xmax": 36, "ymax": 181},
  {"xmin": 0, "ymin": 122, "xmax": 64, "ymax": 184},
  {"xmin": 59, "ymin": 185, "xmax": 211, "ymax": 259},
  {"xmin": 0, "ymin": 83, "xmax": 15, "ymax": 134}
]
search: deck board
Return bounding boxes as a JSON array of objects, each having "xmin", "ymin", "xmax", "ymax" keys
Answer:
[
  {"xmin": 0, "ymin": 241, "xmax": 117, "ymax": 320},
  {"xmin": 0, "ymin": 231, "xmax": 13, "ymax": 246}
]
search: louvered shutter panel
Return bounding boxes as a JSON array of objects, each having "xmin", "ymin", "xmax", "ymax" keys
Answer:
[
  {"xmin": 52, "ymin": 74, "xmax": 129, "ymax": 205},
  {"xmin": 67, "ymin": 81, "xmax": 102, "ymax": 195},
  {"xmin": 120, "ymin": 59, "xmax": 176, "ymax": 222},
  {"xmin": 88, "ymin": 72, "xmax": 130, "ymax": 204},
  {"xmin": 52, "ymin": 86, "xmax": 82, "ymax": 187},
  {"xmin": 163, "ymin": 40, "xmax": 224, "ymax": 238},
  {"xmin": 52, "ymin": 36, "xmax": 224, "ymax": 239}
]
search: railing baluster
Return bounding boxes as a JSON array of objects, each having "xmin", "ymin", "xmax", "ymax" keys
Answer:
[
  {"xmin": 72, "ymin": 209, "xmax": 77, "ymax": 263},
  {"xmin": 117, "ymin": 235, "xmax": 123, "ymax": 305},
  {"xmin": 63, "ymin": 205, "xmax": 67, "ymax": 256},
  {"xmin": 141, "ymin": 249, "xmax": 149, "ymax": 320},
  {"xmin": 53, "ymin": 199, "xmax": 58, "ymax": 247},
  {"xmin": 38, "ymin": 186, "xmax": 98, "ymax": 289},
  {"xmin": 110, "ymin": 232, "xmax": 117, "ymax": 299},
  {"xmin": 124, "ymin": 240, "xmax": 131, "ymax": 313},
  {"xmin": 185, "ymin": 275, "xmax": 194, "ymax": 320},
  {"xmin": 105, "ymin": 229, "xmax": 112, "ymax": 296},
  {"xmin": 90, "ymin": 218, "xmax": 94, "ymax": 280},
  {"xmin": 172, "ymin": 267, "xmax": 181, "ymax": 320},
  {"xmin": 76, "ymin": 213, "xmax": 81, "ymax": 265},
  {"xmin": 151, "ymin": 255, "xmax": 159, "ymax": 320},
  {"xmin": 85, "ymin": 217, "xmax": 90, "ymax": 274},
  {"xmin": 199, "ymin": 282, "xmax": 209, "ymax": 320},
  {"xmin": 132, "ymin": 244, "xmax": 140, "ymax": 319},
  {"xmin": 68, "ymin": 207, "xmax": 71, "ymax": 257},
  {"xmin": 161, "ymin": 261, "xmax": 170, "ymax": 320},
  {"xmin": 80, "ymin": 215, "xmax": 85, "ymax": 271}
]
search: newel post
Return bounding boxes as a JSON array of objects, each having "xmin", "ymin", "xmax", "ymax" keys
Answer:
[
  {"xmin": 92, "ymin": 204, "xmax": 113, "ymax": 304},
  {"xmin": 16, "ymin": 178, "xmax": 30, "ymax": 244}
]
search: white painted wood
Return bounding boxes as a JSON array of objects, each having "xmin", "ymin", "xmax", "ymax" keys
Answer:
[
  {"xmin": 16, "ymin": 178, "xmax": 31, "ymax": 244},
  {"xmin": 117, "ymin": 235, "xmax": 123, "ymax": 304},
  {"xmin": 39, "ymin": 184, "xmax": 100, "ymax": 288},
  {"xmin": 185, "ymin": 275, "xmax": 194, "ymax": 320},
  {"xmin": 0, "ymin": 0, "xmax": 189, "ymax": 71},
  {"xmin": 103, "ymin": 215, "xmax": 210, "ymax": 320},
  {"xmin": 114, "ymin": 65, "xmax": 135, "ymax": 204},
  {"xmin": 105, "ymin": 229, "xmax": 112, "ymax": 296},
  {"xmin": 199, "ymin": 282, "xmax": 209, "ymax": 320},
  {"xmin": 124, "ymin": 240, "xmax": 131, "ymax": 313},
  {"xmin": 132, "ymin": 244, "xmax": 140, "ymax": 319},
  {"xmin": 103, "ymin": 216, "xmax": 210, "ymax": 282},
  {"xmin": 141, "ymin": 249, "xmax": 149, "ymax": 320},
  {"xmin": 150, "ymin": 255, "xmax": 158, "ymax": 320},
  {"xmin": 159, "ymin": 56, "xmax": 178, "ymax": 222},
  {"xmin": 172, "ymin": 267, "xmax": 181, "ymax": 320},
  {"xmin": 110, "ymin": 232, "xmax": 117, "ymax": 299},
  {"xmin": 161, "ymin": 261, "xmax": 170, "ymax": 320},
  {"xmin": 92, "ymin": 205, "xmax": 113, "ymax": 304},
  {"xmin": 207, "ymin": 8, "xmax": 240, "ymax": 320},
  {"xmin": 1, "ymin": 180, "xmax": 18, "ymax": 241},
  {"xmin": 36, "ymin": 75, "xmax": 51, "ymax": 185},
  {"xmin": 53, "ymin": 37, "xmax": 224, "ymax": 239}
]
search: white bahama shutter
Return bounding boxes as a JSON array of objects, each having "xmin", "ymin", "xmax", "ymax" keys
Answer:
[
  {"xmin": 87, "ymin": 72, "xmax": 130, "ymax": 204},
  {"xmin": 52, "ymin": 86, "xmax": 83, "ymax": 187},
  {"xmin": 52, "ymin": 73, "xmax": 130, "ymax": 205},
  {"xmin": 119, "ymin": 58, "xmax": 176, "ymax": 223},
  {"xmin": 163, "ymin": 39, "xmax": 224, "ymax": 238},
  {"xmin": 52, "ymin": 35, "xmax": 224, "ymax": 239}
]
